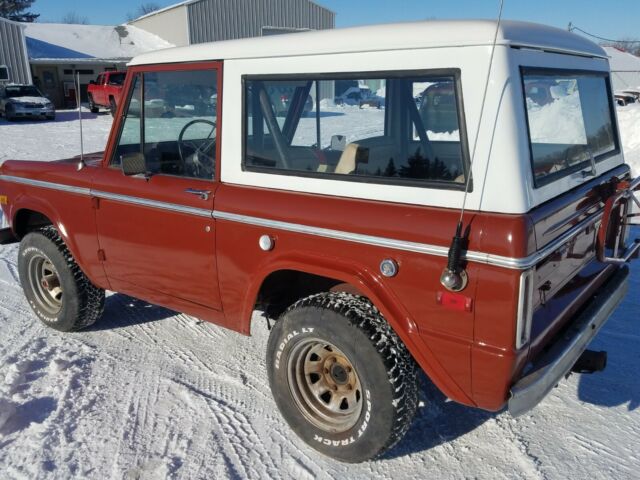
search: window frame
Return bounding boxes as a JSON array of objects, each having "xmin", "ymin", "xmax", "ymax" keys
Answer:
[
  {"xmin": 241, "ymin": 68, "xmax": 472, "ymax": 192},
  {"xmin": 519, "ymin": 66, "xmax": 621, "ymax": 189},
  {"xmin": 104, "ymin": 61, "xmax": 223, "ymax": 182}
]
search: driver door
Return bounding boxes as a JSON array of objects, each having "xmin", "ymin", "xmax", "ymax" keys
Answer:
[{"xmin": 92, "ymin": 62, "xmax": 223, "ymax": 311}]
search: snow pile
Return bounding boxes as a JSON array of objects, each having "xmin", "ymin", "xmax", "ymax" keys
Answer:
[
  {"xmin": 618, "ymin": 102, "xmax": 640, "ymax": 176},
  {"xmin": 24, "ymin": 23, "xmax": 174, "ymax": 60},
  {"xmin": 603, "ymin": 46, "xmax": 640, "ymax": 91},
  {"xmin": 526, "ymin": 89, "xmax": 588, "ymax": 144}
]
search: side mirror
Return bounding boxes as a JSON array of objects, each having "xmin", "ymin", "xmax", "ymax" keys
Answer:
[{"xmin": 121, "ymin": 152, "xmax": 146, "ymax": 176}]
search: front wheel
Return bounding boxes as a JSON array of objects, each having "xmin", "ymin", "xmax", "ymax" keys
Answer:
[
  {"xmin": 266, "ymin": 292, "xmax": 418, "ymax": 462},
  {"xmin": 18, "ymin": 226, "xmax": 105, "ymax": 332},
  {"xmin": 109, "ymin": 98, "xmax": 117, "ymax": 117}
]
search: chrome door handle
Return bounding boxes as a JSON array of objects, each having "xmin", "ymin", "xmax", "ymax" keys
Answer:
[{"xmin": 185, "ymin": 188, "xmax": 211, "ymax": 201}]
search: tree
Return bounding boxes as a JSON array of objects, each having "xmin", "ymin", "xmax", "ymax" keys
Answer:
[
  {"xmin": 0, "ymin": 0, "xmax": 39, "ymax": 22},
  {"xmin": 612, "ymin": 38, "xmax": 640, "ymax": 57},
  {"xmin": 60, "ymin": 11, "xmax": 89, "ymax": 24},
  {"xmin": 127, "ymin": 2, "xmax": 161, "ymax": 21}
]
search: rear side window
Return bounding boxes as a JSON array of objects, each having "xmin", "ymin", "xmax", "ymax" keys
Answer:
[
  {"xmin": 243, "ymin": 71, "xmax": 469, "ymax": 189},
  {"xmin": 108, "ymin": 73, "xmax": 125, "ymax": 86},
  {"xmin": 521, "ymin": 68, "xmax": 618, "ymax": 187}
]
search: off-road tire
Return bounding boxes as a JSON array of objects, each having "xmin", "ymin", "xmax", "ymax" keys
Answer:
[
  {"xmin": 88, "ymin": 94, "xmax": 99, "ymax": 113},
  {"xmin": 267, "ymin": 292, "xmax": 418, "ymax": 463},
  {"xmin": 109, "ymin": 97, "xmax": 117, "ymax": 117},
  {"xmin": 18, "ymin": 226, "xmax": 105, "ymax": 332}
]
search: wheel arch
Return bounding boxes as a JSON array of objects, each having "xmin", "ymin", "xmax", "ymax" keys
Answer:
[
  {"xmin": 242, "ymin": 257, "xmax": 476, "ymax": 408},
  {"xmin": 11, "ymin": 202, "xmax": 96, "ymax": 285}
]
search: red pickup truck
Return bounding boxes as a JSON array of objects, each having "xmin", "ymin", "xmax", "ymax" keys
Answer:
[
  {"xmin": 0, "ymin": 21, "xmax": 639, "ymax": 463},
  {"xmin": 87, "ymin": 71, "xmax": 126, "ymax": 116}
]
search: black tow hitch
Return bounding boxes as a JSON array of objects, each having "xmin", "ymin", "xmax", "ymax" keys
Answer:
[{"xmin": 571, "ymin": 350, "xmax": 607, "ymax": 374}]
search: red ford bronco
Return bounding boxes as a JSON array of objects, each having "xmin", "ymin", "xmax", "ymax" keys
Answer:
[
  {"xmin": 87, "ymin": 71, "xmax": 126, "ymax": 116},
  {"xmin": 0, "ymin": 20, "xmax": 638, "ymax": 462}
]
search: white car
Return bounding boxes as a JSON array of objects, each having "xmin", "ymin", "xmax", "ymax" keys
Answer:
[{"xmin": 0, "ymin": 84, "xmax": 55, "ymax": 121}]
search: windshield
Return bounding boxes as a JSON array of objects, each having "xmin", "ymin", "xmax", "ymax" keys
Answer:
[
  {"xmin": 522, "ymin": 69, "xmax": 618, "ymax": 187},
  {"xmin": 5, "ymin": 85, "xmax": 42, "ymax": 98}
]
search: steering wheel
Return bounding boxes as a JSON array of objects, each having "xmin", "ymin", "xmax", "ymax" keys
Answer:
[{"xmin": 178, "ymin": 119, "xmax": 216, "ymax": 178}]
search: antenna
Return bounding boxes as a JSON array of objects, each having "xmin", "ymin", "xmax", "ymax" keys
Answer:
[
  {"xmin": 76, "ymin": 71, "xmax": 85, "ymax": 170},
  {"xmin": 440, "ymin": 0, "xmax": 505, "ymax": 292}
]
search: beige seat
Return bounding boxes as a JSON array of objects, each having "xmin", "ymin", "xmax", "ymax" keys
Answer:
[{"xmin": 334, "ymin": 143, "xmax": 361, "ymax": 175}]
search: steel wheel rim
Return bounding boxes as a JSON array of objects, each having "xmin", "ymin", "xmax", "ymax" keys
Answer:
[
  {"xmin": 27, "ymin": 254, "xmax": 63, "ymax": 315},
  {"xmin": 287, "ymin": 338, "xmax": 363, "ymax": 433}
]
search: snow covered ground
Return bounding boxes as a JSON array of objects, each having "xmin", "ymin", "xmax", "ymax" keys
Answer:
[{"xmin": 0, "ymin": 106, "xmax": 639, "ymax": 479}]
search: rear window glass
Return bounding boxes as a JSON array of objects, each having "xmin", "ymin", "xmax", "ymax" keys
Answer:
[
  {"xmin": 522, "ymin": 69, "xmax": 618, "ymax": 187},
  {"xmin": 243, "ymin": 71, "xmax": 469, "ymax": 189}
]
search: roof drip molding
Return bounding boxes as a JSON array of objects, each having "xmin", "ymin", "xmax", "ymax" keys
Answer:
[{"xmin": 130, "ymin": 19, "xmax": 607, "ymax": 66}]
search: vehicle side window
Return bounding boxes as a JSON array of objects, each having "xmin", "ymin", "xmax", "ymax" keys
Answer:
[
  {"xmin": 521, "ymin": 68, "xmax": 618, "ymax": 187},
  {"xmin": 111, "ymin": 68, "xmax": 218, "ymax": 180},
  {"xmin": 111, "ymin": 74, "xmax": 142, "ymax": 166},
  {"xmin": 96, "ymin": 74, "xmax": 104, "ymax": 85},
  {"xmin": 244, "ymin": 71, "xmax": 468, "ymax": 188}
]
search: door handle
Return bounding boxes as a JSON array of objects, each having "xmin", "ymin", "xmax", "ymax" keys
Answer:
[{"xmin": 185, "ymin": 188, "xmax": 211, "ymax": 201}]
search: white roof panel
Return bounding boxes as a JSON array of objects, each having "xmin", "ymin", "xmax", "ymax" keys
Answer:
[{"xmin": 130, "ymin": 19, "xmax": 606, "ymax": 66}]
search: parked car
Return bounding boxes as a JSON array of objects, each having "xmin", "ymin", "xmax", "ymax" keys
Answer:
[
  {"xmin": 622, "ymin": 88, "xmax": 640, "ymax": 100},
  {"xmin": 334, "ymin": 85, "xmax": 383, "ymax": 108},
  {"xmin": 615, "ymin": 91, "xmax": 637, "ymax": 106},
  {"xmin": 1, "ymin": 20, "xmax": 638, "ymax": 463},
  {"xmin": 87, "ymin": 71, "xmax": 126, "ymax": 116},
  {"xmin": 0, "ymin": 84, "xmax": 55, "ymax": 121}
]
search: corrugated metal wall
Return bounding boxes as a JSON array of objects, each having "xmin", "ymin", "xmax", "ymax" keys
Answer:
[
  {"xmin": 0, "ymin": 19, "xmax": 31, "ymax": 84},
  {"xmin": 187, "ymin": 0, "xmax": 335, "ymax": 44}
]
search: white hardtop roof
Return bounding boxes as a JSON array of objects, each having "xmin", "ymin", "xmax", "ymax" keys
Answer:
[{"xmin": 130, "ymin": 19, "xmax": 607, "ymax": 66}]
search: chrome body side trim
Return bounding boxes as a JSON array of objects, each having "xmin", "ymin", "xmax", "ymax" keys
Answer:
[
  {"xmin": 213, "ymin": 209, "xmax": 604, "ymax": 270},
  {"xmin": 509, "ymin": 266, "xmax": 629, "ymax": 417},
  {"xmin": 92, "ymin": 190, "xmax": 212, "ymax": 218},
  {"xmin": 0, "ymin": 174, "xmax": 605, "ymax": 270},
  {"xmin": 0, "ymin": 175, "xmax": 91, "ymax": 196}
]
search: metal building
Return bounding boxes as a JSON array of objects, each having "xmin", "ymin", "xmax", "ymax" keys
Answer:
[
  {"xmin": 0, "ymin": 17, "xmax": 31, "ymax": 84},
  {"xmin": 129, "ymin": 0, "xmax": 335, "ymax": 47}
]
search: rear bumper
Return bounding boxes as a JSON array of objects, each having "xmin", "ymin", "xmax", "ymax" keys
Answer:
[{"xmin": 508, "ymin": 266, "xmax": 629, "ymax": 417}]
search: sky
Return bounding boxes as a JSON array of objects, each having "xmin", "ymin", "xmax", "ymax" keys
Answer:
[{"xmin": 32, "ymin": 0, "xmax": 640, "ymax": 44}]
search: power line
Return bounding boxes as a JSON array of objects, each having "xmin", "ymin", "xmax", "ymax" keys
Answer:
[{"xmin": 568, "ymin": 22, "xmax": 640, "ymax": 44}]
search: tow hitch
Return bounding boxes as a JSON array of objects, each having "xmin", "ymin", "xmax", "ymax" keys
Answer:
[{"xmin": 571, "ymin": 350, "xmax": 607, "ymax": 374}]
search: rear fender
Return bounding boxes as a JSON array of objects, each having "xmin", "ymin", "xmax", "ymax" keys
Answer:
[{"xmin": 242, "ymin": 251, "xmax": 476, "ymax": 407}]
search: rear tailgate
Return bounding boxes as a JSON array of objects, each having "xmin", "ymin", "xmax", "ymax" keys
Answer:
[{"xmin": 527, "ymin": 164, "xmax": 633, "ymax": 360}]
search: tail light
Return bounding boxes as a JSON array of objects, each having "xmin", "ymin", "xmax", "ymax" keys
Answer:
[{"xmin": 515, "ymin": 269, "xmax": 535, "ymax": 349}]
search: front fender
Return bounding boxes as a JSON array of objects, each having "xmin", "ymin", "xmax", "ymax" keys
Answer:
[{"xmin": 9, "ymin": 192, "xmax": 109, "ymax": 290}]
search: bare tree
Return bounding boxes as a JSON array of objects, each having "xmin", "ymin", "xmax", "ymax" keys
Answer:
[
  {"xmin": 127, "ymin": 2, "xmax": 161, "ymax": 21},
  {"xmin": 60, "ymin": 11, "xmax": 89, "ymax": 24},
  {"xmin": 612, "ymin": 38, "xmax": 640, "ymax": 57}
]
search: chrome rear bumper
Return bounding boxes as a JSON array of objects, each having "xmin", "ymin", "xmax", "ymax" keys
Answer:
[{"xmin": 509, "ymin": 266, "xmax": 629, "ymax": 417}]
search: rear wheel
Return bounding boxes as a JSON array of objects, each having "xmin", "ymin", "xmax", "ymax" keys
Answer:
[
  {"xmin": 266, "ymin": 292, "xmax": 418, "ymax": 462},
  {"xmin": 18, "ymin": 226, "xmax": 105, "ymax": 332}
]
